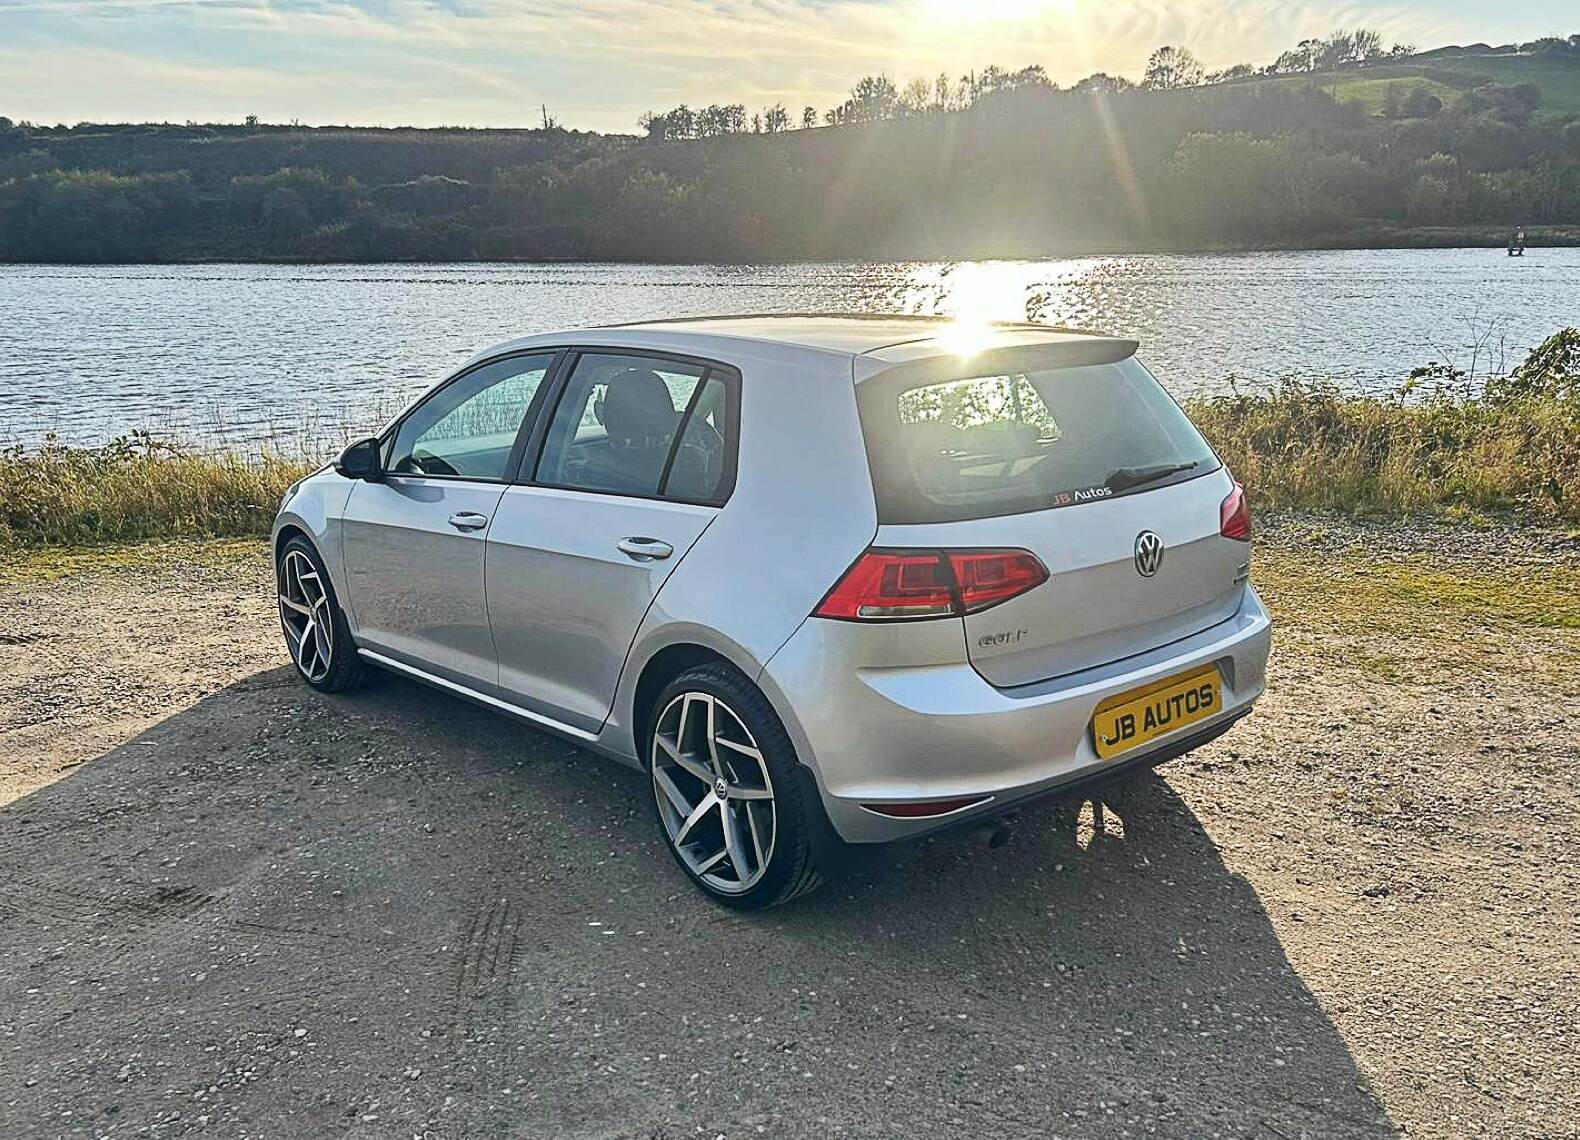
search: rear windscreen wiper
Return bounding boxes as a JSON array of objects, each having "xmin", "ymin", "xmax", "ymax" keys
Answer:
[{"xmin": 1104, "ymin": 460, "xmax": 1200, "ymax": 492}]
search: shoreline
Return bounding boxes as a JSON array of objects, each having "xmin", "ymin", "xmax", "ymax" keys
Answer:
[{"xmin": 4, "ymin": 232, "xmax": 1580, "ymax": 268}]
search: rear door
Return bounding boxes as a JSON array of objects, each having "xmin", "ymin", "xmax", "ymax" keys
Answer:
[
  {"xmin": 859, "ymin": 353, "xmax": 1246, "ymax": 687},
  {"xmin": 339, "ymin": 351, "xmax": 558, "ymax": 689},
  {"xmin": 485, "ymin": 351, "xmax": 739, "ymax": 733}
]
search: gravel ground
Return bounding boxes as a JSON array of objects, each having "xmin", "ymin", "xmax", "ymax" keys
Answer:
[{"xmin": 0, "ymin": 518, "xmax": 1575, "ymax": 1139}]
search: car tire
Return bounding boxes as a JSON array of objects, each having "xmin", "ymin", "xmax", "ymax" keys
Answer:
[
  {"xmin": 646, "ymin": 663, "xmax": 826, "ymax": 910},
  {"xmin": 276, "ymin": 535, "xmax": 368, "ymax": 693}
]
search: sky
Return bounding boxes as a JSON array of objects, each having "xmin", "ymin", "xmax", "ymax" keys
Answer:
[{"xmin": 0, "ymin": 0, "xmax": 1574, "ymax": 132}]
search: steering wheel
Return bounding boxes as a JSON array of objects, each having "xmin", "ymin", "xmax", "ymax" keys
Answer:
[
  {"xmin": 672, "ymin": 420, "xmax": 725, "ymax": 490},
  {"xmin": 402, "ymin": 449, "xmax": 460, "ymax": 478}
]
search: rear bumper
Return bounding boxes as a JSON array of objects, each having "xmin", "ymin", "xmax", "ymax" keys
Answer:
[
  {"xmin": 911, "ymin": 708, "xmax": 1250, "ymax": 843},
  {"xmin": 759, "ymin": 585, "xmax": 1272, "ymax": 844}
]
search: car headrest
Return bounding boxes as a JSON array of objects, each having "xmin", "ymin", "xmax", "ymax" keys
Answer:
[{"xmin": 602, "ymin": 368, "xmax": 677, "ymax": 444}]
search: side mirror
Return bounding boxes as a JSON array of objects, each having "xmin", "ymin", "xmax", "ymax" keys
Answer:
[{"xmin": 334, "ymin": 436, "xmax": 383, "ymax": 481}]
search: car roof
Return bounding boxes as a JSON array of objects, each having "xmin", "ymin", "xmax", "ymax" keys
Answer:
[
  {"xmin": 467, "ymin": 313, "xmax": 1138, "ymax": 380},
  {"xmin": 608, "ymin": 313, "xmax": 1133, "ymax": 360}
]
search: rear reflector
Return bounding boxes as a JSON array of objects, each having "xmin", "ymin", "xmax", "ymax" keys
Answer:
[
  {"xmin": 861, "ymin": 796, "xmax": 991, "ymax": 818},
  {"xmin": 1220, "ymin": 482, "xmax": 1252, "ymax": 541},
  {"xmin": 815, "ymin": 548, "xmax": 1048, "ymax": 622}
]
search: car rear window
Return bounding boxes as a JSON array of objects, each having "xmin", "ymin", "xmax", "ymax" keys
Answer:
[{"xmin": 857, "ymin": 357, "xmax": 1219, "ymax": 524}]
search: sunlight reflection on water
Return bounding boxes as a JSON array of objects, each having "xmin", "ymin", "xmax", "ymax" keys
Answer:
[{"xmin": 3, "ymin": 249, "xmax": 1575, "ymax": 447}]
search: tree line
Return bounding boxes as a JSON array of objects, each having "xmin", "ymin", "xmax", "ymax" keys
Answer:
[
  {"xmin": 1, "ymin": 31, "xmax": 1578, "ymax": 263},
  {"xmin": 634, "ymin": 29, "xmax": 1580, "ymax": 137}
]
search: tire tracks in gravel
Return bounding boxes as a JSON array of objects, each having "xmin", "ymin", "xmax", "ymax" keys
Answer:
[
  {"xmin": 450, "ymin": 893, "xmax": 525, "ymax": 1035},
  {"xmin": 0, "ymin": 876, "xmax": 217, "ymax": 930}
]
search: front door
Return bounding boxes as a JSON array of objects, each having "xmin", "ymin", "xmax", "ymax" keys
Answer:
[
  {"xmin": 340, "ymin": 351, "xmax": 559, "ymax": 689},
  {"xmin": 486, "ymin": 352, "xmax": 737, "ymax": 732}
]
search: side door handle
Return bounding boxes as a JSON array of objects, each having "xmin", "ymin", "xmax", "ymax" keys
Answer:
[
  {"xmin": 448, "ymin": 511, "xmax": 490, "ymax": 532},
  {"xmin": 617, "ymin": 537, "xmax": 674, "ymax": 561}
]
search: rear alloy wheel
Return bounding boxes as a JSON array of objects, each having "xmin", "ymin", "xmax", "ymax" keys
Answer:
[
  {"xmin": 276, "ymin": 536, "xmax": 367, "ymax": 692},
  {"xmin": 648, "ymin": 666, "xmax": 825, "ymax": 908},
  {"xmin": 652, "ymin": 691, "xmax": 776, "ymax": 892}
]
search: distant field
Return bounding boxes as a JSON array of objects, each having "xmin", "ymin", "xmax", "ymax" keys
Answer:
[
  {"xmin": 1435, "ymin": 53, "xmax": 1580, "ymax": 114},
  {"xmin": 1318, "ymin": 74, "xmax": 1467, "ymax": 115},
  {"xmin": 1305, "ymin": 51, "xmax": 1580, "ymax": 117}
]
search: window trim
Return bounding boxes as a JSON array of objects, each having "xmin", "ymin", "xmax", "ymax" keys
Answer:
[
  {"xmin": 512, "ymin": 346, "xmax": 741, "ymax": 508},
  {"xmin": 654, "ymin": 367, "xmax": 714, "ymax": 496},
  {"xmin": 376, "ymin": 348, "xmax": 569, "ymax": 486}
]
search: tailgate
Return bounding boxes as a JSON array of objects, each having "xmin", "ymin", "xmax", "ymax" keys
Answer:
[{"xmin": 877, "ymin": 469, "xmax": 1247, "ymax": 687}]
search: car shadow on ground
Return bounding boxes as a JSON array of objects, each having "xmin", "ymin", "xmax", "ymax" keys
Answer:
[{"xmin": 0, "ymin": 666, "xmax": 1398, "ymax": 1138}]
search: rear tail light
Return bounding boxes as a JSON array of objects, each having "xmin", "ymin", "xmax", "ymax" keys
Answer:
[
  {"xmin": 1220, "ymin": 482, "xmax": 1252, "ymax": 541},
  {"xmin": 814, "ymin": 550, "xmax": 955, "ymax": 620},
  {"xmin": 814, "ymin": 548, "xmax": 1048, "ymax": 621},
  {"xmin": 947, "ymin": 550, "xmax": 1049, "ymax": 612}
]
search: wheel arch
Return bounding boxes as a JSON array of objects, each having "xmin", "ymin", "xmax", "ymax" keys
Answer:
[
  {"xmin": 629, "ymin": 642, "xmax": 738, "ymax": 765},
  {"xmin": 273, "ymin": 522, "xmax": 310, "ymax": 563},
  {"xmin": 618, "ymin": 632, "xmax": 820, "ymax": 802}
]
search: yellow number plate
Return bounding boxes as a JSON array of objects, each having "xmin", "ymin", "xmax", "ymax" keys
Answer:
[{"xmin": 1091, "ymin": 666, "xmax": 1222, "ymax": 760}]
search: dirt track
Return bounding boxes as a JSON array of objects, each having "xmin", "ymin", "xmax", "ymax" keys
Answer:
[{"xmin": 1, "ymin": 519, "xmax": 1576, "ymax": 1139}]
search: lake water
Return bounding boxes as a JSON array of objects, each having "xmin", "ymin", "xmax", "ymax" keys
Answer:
[{"xmin": 3, "ymin": 249, "xmax": 1577, "ymax": 448}]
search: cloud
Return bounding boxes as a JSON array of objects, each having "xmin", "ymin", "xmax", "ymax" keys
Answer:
[{"xmin": 0, "ymin": 0, "xmax": 1560, "ymax": 130}]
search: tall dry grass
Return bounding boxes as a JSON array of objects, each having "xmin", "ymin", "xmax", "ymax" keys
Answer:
[
  {"xmin": 1191, "ymin": 328, "xmax": 1580, "ymax": 522},
  {"xmin": 1190, "ymin": 386, "xmax": 1580, "ymax": 521},
  {"xmin": 0, "ymin": 433, "xmax": 312, "ymax": 549}
]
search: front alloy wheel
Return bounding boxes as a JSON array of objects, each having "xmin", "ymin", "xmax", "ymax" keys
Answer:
[
  {"xmin": 276, "ymin": 536, "xmax": 367, "ymax": 692},
  {"xmin": 278, "ymin": 547, "xmax": 334, "ymax": 683}
]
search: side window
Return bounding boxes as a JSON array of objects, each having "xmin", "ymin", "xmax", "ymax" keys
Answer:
[
  {"xmin": 535, "ymin": 354, "xmax": 709, "ymax": 498},
  {"xmin": 388, "ymin": 353, "xmax": 555, "ymax": 480}
]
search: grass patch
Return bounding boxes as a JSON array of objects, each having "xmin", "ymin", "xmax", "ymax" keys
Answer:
[
  {"xmin": 1255, "ymin": 550, "xmax": 1580, "ymax": 632},
  {"xmin": 1322, "ymin": 75, "xmax": 1464, "ymax": 115},
  {"xmin": 0, "ymin": 536, "xmax": 265, "ymax": 585},
  {"xmin": 1429, "ymin": 53, "xmax": 1580, "ymax": 116},
  {"xmin": 1286, "ymin": 53, "xmax": 1580, "ymax": 118},
  {"xmin": 1251, "ymin": 546, "xmax": 1580, "ymax": 687},
  {"xmin": 1365, "ymin": 563, "xmax": 1580, "ymax": 629}
]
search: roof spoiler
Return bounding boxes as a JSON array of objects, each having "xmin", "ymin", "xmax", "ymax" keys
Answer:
[{"xmin": 854, "ymin": 336, "xmax": 1140, "ymax": 385}]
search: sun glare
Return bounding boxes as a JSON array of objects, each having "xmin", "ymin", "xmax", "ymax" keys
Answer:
[
  {"xmin": 905, "ymin": 261, "xmax": 1037, "ymax": 328},
  {"xmin": 935, "ymin": 320, "xmax": 999, "ymax": 359}
]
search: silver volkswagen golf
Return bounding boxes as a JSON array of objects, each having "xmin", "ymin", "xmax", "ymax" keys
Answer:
[{"xmin": 273, "ymin": 315, "xmax": 1271, "ymax": 908}]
